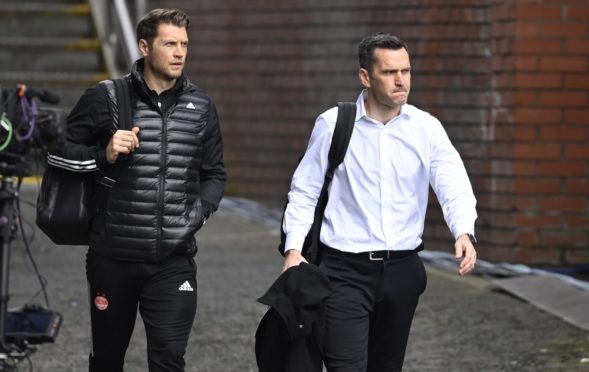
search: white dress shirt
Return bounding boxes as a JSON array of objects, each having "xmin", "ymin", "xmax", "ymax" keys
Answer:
[{"xmin": 283, "ymin": 90, "xmax": 477, "ymax": 253}]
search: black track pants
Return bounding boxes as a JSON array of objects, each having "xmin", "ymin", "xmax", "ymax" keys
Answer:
[{"xmin": 86, "ymin": 250, "xmax": 198, "ymax": 372}]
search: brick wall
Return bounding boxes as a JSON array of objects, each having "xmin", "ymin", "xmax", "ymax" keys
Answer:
[
  {"xmin": 488, "ymin": 0, "xmax": 589, "ymax": 265},
  {"xmin": 146, "ymin": 0, "xmax": 588, "ymax": 266}
]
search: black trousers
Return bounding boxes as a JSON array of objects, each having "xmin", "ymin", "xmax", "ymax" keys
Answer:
[
  {"xmin": 319, "ymin": 246, "xmax": 427, "ymax": 372},
  {"xmin": 86, "ymin": 250, "xmax": 198, "ymax": 372}
]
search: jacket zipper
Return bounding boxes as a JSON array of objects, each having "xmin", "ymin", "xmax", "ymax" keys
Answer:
[{"xmin": 156, "ymin": 101, "xmax": 167, "ymax": 259}]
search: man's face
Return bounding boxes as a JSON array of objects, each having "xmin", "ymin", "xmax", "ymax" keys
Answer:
[
  {"xmin": 141, "ymin": 23, "xmax": 188, "ymax": 82},
  {"xmin": 360, "ymin": 47, "xmax": 411, "ymax": 111}
]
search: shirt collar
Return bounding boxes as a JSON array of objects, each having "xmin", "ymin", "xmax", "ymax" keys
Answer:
[{"xmin": 357, "ymin": 89, "xmax": 412, "ymax": 124}]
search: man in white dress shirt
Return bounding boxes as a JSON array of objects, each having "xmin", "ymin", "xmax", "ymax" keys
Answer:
[{"xmin": 282, "ymin": 33, "xmax": 478, "ymax": 372}]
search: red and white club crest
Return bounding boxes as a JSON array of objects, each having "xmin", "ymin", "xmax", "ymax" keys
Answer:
[{"xmin": 94, "ymin": 293, "xmax": 109, "ymax": 311}]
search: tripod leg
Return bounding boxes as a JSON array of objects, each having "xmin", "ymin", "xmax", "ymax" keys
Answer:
[{"xmin": 0, "ymin": 179, "xmax": 15, "ymax": 354}]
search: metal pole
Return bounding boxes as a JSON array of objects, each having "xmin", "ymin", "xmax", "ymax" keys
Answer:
[{"xmin": 114, "ymin": 0, "xmax": 140, "ymax": 64}]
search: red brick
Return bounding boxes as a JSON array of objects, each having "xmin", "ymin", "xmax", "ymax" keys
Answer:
[
  {"xmin": 565, "ymin": 109, "xmax": 589, "ymax": 125},
  {"xmin": 564, "ymin": 74, "xmax": 589, "ymax": 89},
  {"xmin": 516, "ymin": 23, "xmax": 539, "ymax": 37},
  {"xmin": 488, "ymin": 211, "xmax": 517, "ymax": 228},
  {"xmin": 513, "ymin": 144, "xmax": 562, "ymax": 159},
  {"xmin": 539, "ymin": 161, "xmax": 587, "ymax": 176},
  {"xmin": 565, "ymin": 248, "xmax": 589, "ymax": 266},
  {"xmin": 540, "ymin": 23, "xmax": 588, "ymax": 37},
  {"xmin": 517, "ymin": 230, "xmax": 540, "ymax": 246},
  {"xmin": 514, "ymin": 91, "xmax": 538, "ymax": 105},
  {"xmin": 516, "ymin": 4, "xmax": 563, "ymax": 20},
  {"xmin": 492, "ymin": 4, "xmax": 515, "ymax": 21},
  {"xmin": 483, "ymin": 246, "xmax": 517, "ymax": 262},
  {"xmin": 513, "ymin": 246, "xmax": 562, "ymax": 265},
  {"xmin": 540, "ymin": 56, "xmax": 587, "ymax": 72},
  {"xmin": 514, "ymin": 179, "xmax": 562, "ymax": 194},
  {"xmin": 491, "ymin": 23, "xmax": 516, "ymax": 38},
  {"xmin": 473, "ymin": 177, "xmax": 513, "ymax": 193},
  {"xmin": 512, "ymin": 108, "xmax": 562, "ymax": 124},
  {"xmin": 514, "ymin": 56, "xmax": 538, "ymax": 71},
  {"xmin": 489, "ymin": 143, "xmax": 512, "ymax": 158},
  {"xmin": 515, "ymin": 73, "xmax": 562, "ymax": 88},
  {"xmin": 467, "ymin": 160, "xmax": 492, "ymax": 175},
  {"xmin": 492, "ymin": 39, "xmax": 513, "ymax": 55},
  {"xmin": 567, "ymin": 39, "xmax": 589, "ymax": 53},
  {"xmin": 513, "ymin": 127, "xmax": 537, "ymax": 141},
  {"xmin": 489, "ymin": 109, "xmax": 512, "ymax": 125},
  {"xmin": 539, "ymin": 197, "xmax": 587, "ymax": 212},
  {"xmin": 493, "ymin": 74, "xmax": 513, "ymax": 89},
  {"xmin": 565, "ymin": 144, "xmax": 589, "ymax": 158},
  {"xmin": 517, "ymin": 214, "xmax": 563, "ymax": 228},
  {"xmin": 566, "ymin": 215, "xmax": 589, "ymax": 228},
  {"xmin": 492, "ymin": 57, "xmax": 515, "ymax": 72},
  {"xmin": 493, "ymin": 125, "xmax": 537, "ymax": 141},
  {"xmin": 513, "ymin": 196, "xmax": 538, "ymax": 210},
  {"xmin": 514, "ymin": 39, "xmax": 562, "ymax": 54},
  {"xmin": 490, "ymin": 229, "xmax": 518, "ymax": 245},
  {"xmin": 477, "ymin": 194, "xmax": 513, "ymax": 210},
  {"xmin": 566, "ymin": 179, "xmax": 589, "ymax": 194},
  {"xmin": 513, "ymin": 161, "xmax": 538, "ymax": 176},
  {"xmin": 567, "ymin": 6, "xmax": 589, "ymax": 20},
  {"xmin": 542, "ymin": 231, "xmax": 587, "ymax": 246},
  {"xmin": 539, "ymin": 91, "xmax": 587, "ymax": 107},
  {"xmin": 539, "ymin": 127, "xmax": 587, "ymax": 141}
]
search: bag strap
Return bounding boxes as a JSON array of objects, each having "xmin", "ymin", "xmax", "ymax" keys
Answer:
[
  {"xmin": 98, "ymin": 78, "xmax": 132, "ymax": 190},
  {"xmin": 113, "ymin": 78, "xmax": 132, "ymax": 131},
  {"xmin": 306, "ymin": 101, "xmax": 356, "ymax": 264},
  {"xmin": 327, "ymin": 102, "xmax": 356, "ymax": 180}
]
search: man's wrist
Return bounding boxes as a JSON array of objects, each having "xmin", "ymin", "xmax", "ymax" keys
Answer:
[
  {"xmin": 461, "ymin": 233, "xmax": 477, "ymax": 245},
  {"xmin": 285, "ymin": 248, "xmax": 302, "ymax": 257}
]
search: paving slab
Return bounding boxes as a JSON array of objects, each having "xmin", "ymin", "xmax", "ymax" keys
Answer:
[{"xmin": 492, "ymin": 275, "xmax": 589, "ymax": 332}]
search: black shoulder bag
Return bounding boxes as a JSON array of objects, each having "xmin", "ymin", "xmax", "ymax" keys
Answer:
[
  {"xmin": 36, "ymin": 78, "xmax": 132, "ymax": 245},
  {"xmin": 277, "ymin": 102, "xmax": 356, "ymax": 265}
]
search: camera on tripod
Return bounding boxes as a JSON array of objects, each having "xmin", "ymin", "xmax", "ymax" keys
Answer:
[
  {"xmin": 0, "ymin": 83, "xmax": 65, "ymax": 368},
  {"xmin": 1, "ymin": 84, "xmax": 66, "ymax": 177}
]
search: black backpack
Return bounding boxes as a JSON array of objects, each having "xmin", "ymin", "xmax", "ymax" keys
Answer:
[{"xmin": 277, "ymin": 102, "xmax": 356, "ymax": 264}]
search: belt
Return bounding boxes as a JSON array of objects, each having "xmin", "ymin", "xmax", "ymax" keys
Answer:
[{"xmin": 323, "ymin": 243, "xmax": 424, "ymax": 261}]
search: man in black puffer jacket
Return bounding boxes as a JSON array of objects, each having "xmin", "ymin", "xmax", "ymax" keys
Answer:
[{"xmin": 54, "ymin": 8, "xmax": 226, "ymax": 372}]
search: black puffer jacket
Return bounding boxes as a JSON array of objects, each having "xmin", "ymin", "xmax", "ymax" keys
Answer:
[{"xmin": 57, "ymin": 60, "xmax": 226, "ymax": 262}]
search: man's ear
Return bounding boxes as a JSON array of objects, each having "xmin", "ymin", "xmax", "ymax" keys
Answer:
[
  {"xmin": 138, "ymin": 39, "xmax": 149, "ymax": 57},
  {"xmin": 359, "ymin": 68, "xmax": 370, "ymax": 89}
]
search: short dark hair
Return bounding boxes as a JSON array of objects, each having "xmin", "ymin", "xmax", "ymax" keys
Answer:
[
  {"xmin": 358, "ymin": 33, "xmax": 409, "ymax": 72},
  {"xmin": 136, "ymin": 8, "xmax": 190, "ymax": 45}
]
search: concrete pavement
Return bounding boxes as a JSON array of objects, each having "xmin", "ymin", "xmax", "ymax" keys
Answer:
[{"xmin": 4, "ymin": 186, "xmax": 589, "ymax": 371}]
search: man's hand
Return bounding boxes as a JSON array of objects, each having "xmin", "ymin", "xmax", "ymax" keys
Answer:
[
  {"xmin": 106, "ymin": 127, "xmax": 140, "ymax": 164},
  {"xmin": 455, "ymin": 234, "xmax": 477, "ymax": 276},
  {"xmin": 282, "ymin": 249, "xmax": 308, "ymax": 272}
]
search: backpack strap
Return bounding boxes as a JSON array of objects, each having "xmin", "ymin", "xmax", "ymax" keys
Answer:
[
  {"xmin": 306, "ymin": 101, "xmax": 356, "ymax": 264},
  {"xmin": 327, "ymin": 102, "xmax": 356, "ymax": 178},
  {"xmin": 98, "ymin": 78, "xmax": 132, "ymax": 190},
  {"xmin": 113, "ymin": 78, "xmax": 132, "ymax": 131}
]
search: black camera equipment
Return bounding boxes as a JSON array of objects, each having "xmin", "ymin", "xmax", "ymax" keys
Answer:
[{"xmin": 0, "ymin": 84, "xmax": 64, "ymax": 371}]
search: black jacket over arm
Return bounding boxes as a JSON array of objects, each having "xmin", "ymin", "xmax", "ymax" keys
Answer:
[{"xmin": 255, "ymin": 263, "xmax": 331, "ymax": 372}]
